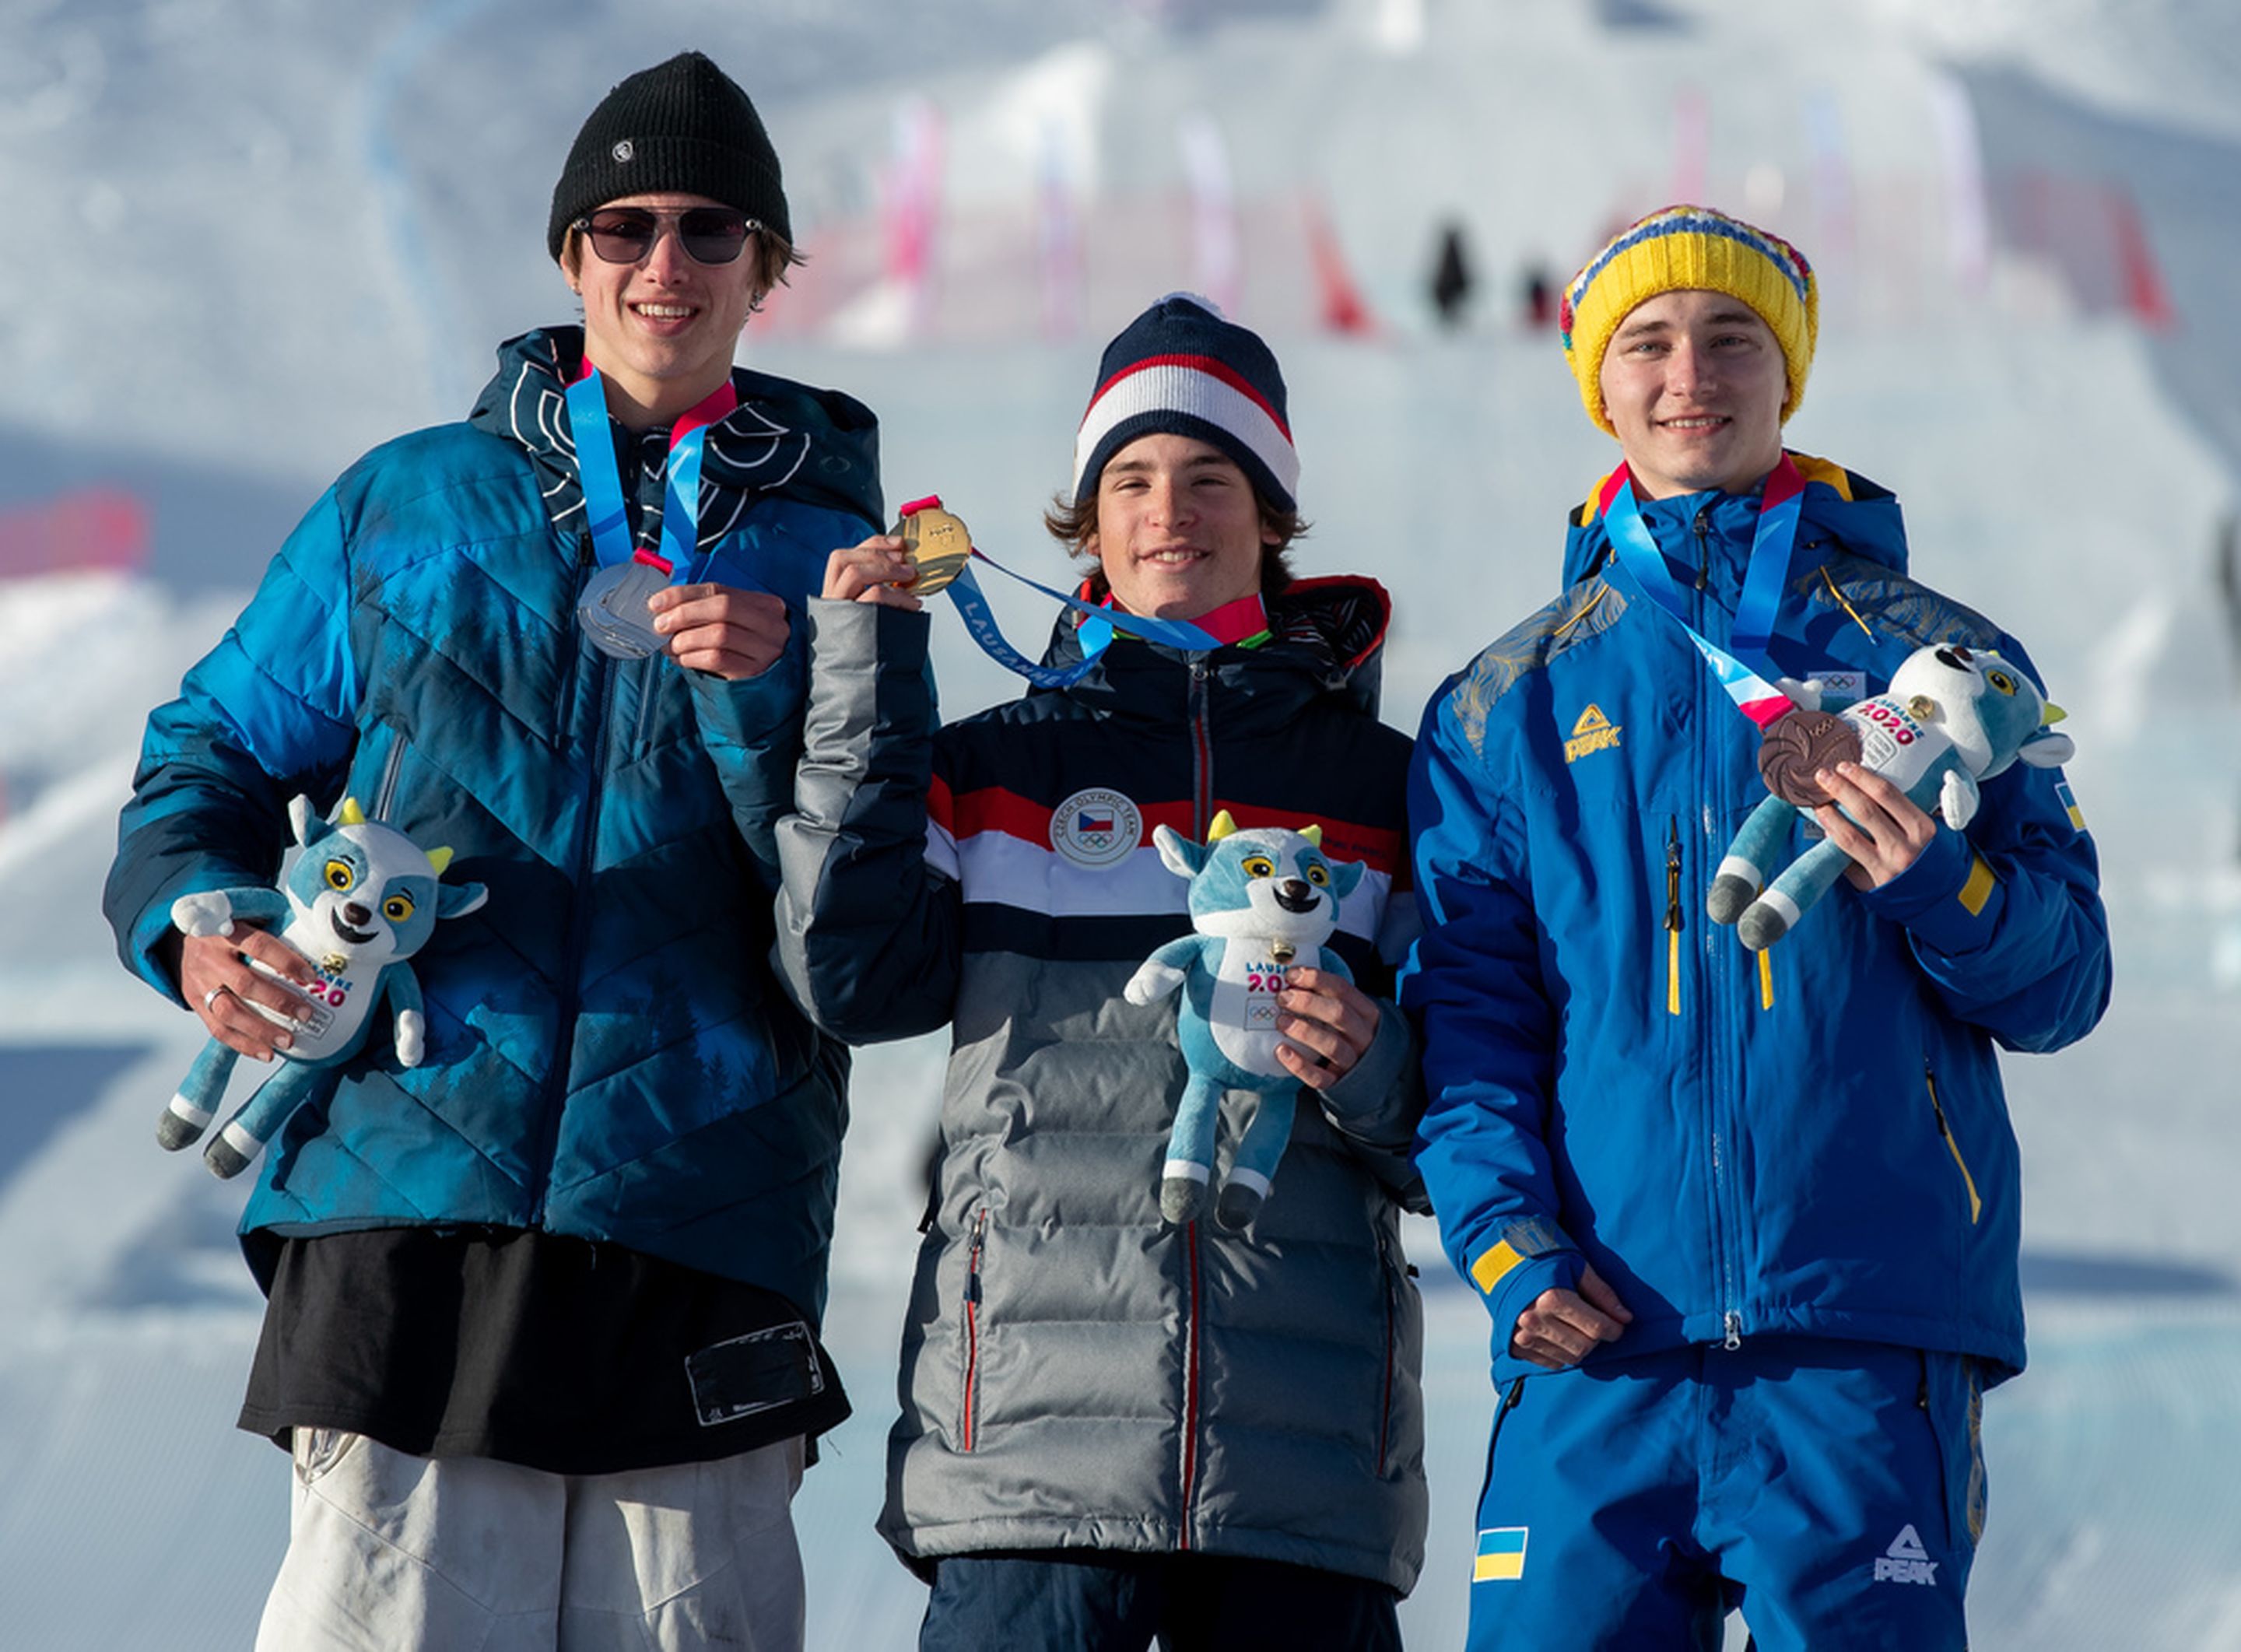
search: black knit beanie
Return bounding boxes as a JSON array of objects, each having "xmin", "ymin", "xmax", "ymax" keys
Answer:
[{"xmin": 546, "ymin": 51, "xmax": 791, "ymax": 261}]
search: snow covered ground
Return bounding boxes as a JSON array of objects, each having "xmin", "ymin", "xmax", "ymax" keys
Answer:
[{"xmin": 5, "ymin": 1, "xmax": 2239, "ymax": 1647}]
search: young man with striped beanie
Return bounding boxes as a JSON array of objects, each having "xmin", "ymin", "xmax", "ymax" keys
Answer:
[
  {"xmin": 1403, "ymin": 205, "xmax": 2109, "ymax": 1649},
  {"xmin": 774, "ymin": 293, "xmax": 1431, "ymax": 1648}
]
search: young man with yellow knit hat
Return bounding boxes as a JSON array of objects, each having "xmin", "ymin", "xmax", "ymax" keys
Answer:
[{"xmin": 1401, "ymin": 205, "xmax": 2109, "ymax": 1650}]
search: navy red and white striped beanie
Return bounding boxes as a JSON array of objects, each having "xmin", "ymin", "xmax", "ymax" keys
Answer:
[{"xmin": 1071, "ymin": 293, "xmax": 1299, "ymax": 511}]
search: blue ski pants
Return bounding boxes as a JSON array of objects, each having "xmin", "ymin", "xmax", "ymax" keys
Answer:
[{"xmin": 1464, "ymin": 1337, "xmax": 1985, "ymax": 1652}]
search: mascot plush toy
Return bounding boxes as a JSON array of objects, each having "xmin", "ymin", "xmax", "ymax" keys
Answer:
[
  {"xmin": 1124, "ymin": 811, "xmax": 1364, "ymax": 1230},
  {"xmin": 1709, "ymin": 642, "xmax": 2074, "ymax": 950},
  {"xmin": 159, "ymin": 795, "xmax": 486, "ymax": 1178}
]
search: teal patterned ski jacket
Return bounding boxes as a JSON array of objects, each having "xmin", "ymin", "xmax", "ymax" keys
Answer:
[
  {"xmin": 1402, "ymin": 454, "xmax": 2109, "ymax": 1387},
  {"xmin": 104, "ymin": 328, "xmax": 882, "ymax": 1318}
]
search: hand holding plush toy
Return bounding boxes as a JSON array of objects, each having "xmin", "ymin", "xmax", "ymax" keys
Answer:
[
  {"xmin": 1125, "ymin": 812, "xmax": 1364, "ymax": 1230},
  {"xmin": 160, "ymin": 795, "xmax": 486, "ymax": 1177},
  {"xmin": 1708, "ymin": 643, "xmax": 2074, "ymax": 949}
]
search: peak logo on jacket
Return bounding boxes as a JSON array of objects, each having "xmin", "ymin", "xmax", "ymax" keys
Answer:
[
  {"xmin": 1564, "ymin": 704, "xmax": 1622, "ymax": 763},
  {"xmin": 1873, "ymin": 1524, "xmax": 1938, "ymax": 1586},
  {"xmin": 1050, "ymin": 787, "xmax": 1142, "ymax": 868}
]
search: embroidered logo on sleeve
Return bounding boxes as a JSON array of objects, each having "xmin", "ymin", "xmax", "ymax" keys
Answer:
[
  {"xmin": 1563, "ymin": 705, "xmax": 1623, "ymax": 763},
  {"xmin": 2055, "ymin": 780, "xmax": 2086, "ymax": 831},
  {"xmin": 1474, "ymin": 1527, "xmax": 1529, "ymax": 1582}
]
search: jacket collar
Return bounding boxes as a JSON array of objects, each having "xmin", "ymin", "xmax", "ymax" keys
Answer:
[
  {"xmin": 1560, "ymin": 450, "xmax": 1910, "ymax": 591},
  {"xmin": 467, "ymin": 327, "xmax": 884, "ymax": 547},
  {"xmin": 1031, "ymin": 573, "xmax": 1393, "ymax": 724}
]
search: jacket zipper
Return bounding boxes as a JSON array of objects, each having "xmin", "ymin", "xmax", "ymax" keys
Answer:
[
  {"xmin": 1177, "ymin": 654, "xmax": 1217, "ymax": 1542},
  {"xmin": 1187, "ymin": 661, "xmax": 1214, "ymax": 835},
  {"xmin": 1926, "ymin": 1059, "xmax": 1983, "ymax": 1224},
  {"xmin": 1664, "ymin": 816, "xmax": 1683, "ymax": 1017},
  {"xmin": 961, "ymin": 1208, "xmax": 987, "ymax": 1450},
  {"xmin": 530, "ymin": 537, "xmax": 618, "ymax": 1225},
  {"xmin": 1692, "ymin": 519, "xmax": 1743, "ymax": 1350},
  {"xmin": 371, "ymin": 728, "xmax": 407, "ymax": 821},
  {"xmin": 552, "ymin": 531, "xmax": 595, "ymax": 733},
  {"xmin": 1375, "ymin": 1229, "xmax": 1400, "ymax": 1476},
  {"xmin": 1179, "ymin": 1218, "xmax": 1205, "ymax": 1547}
]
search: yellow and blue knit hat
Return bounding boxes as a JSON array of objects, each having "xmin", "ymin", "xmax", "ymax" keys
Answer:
[{"xmin": 1559, "ymin": 205, "xmax": 1818, "ymax": 436}]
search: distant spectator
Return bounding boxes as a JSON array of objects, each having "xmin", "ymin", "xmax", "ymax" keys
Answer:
[
  {"xmin": 1520, "ymin": 258, "xmax": 1556, "ymax": 329},
  {"xmin": 1430, "ymin": 218, "xmax": 1475, "ymax": 328}
]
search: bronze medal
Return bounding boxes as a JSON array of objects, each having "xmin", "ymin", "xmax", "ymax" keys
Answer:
[
  {"xmin": 897, "ymin": 503, "xmax": 973, "ymax": 595},
  {"xmin": 1756, "ymin": 709, "xmax": 1864, "ymax": 808}
]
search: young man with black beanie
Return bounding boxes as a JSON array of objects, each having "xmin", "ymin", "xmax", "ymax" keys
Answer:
[
  {"xmin": 106, "ymin": 51, "xmax": 882, "ymax": 1650},
  {"xmin": 773, "ymin": 293, "xmax": 1430, "ymax": 1650}
]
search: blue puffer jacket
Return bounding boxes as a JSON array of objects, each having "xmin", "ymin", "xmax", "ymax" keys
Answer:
[
  {"xmin": 104, "ymin": 328, "xmax": 882, "ymax": 1318},
  {"xmin": 1403, "ymin": 454, "xmax": 2108, "ymax": 1386}
]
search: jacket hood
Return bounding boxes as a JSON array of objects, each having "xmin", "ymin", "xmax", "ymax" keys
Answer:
[
  {"xmin": 1559, "ymin": 451, "xmax": 1908, "ymax": 591},
  {"xmin": 468, "ymin": 326, "xmax": 883, "ymax": 539}
]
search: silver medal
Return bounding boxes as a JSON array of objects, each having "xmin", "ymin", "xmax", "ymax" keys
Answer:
[{"xmin": 578, "ymin": 559, "xmax": 669, "ymax": 659}]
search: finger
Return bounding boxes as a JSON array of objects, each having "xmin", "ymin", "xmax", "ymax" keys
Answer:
[
  {"xmin": 201, "ymin": 985, "xmax": 292, "ymax": 1061},
  {"xmin": 666, "ymin": 609, "xmax": 791, "ymax": 678},
  {"xmin": 233, "ymin": 928, "xmax": 321, "ymax": 987},
  {"xmin": 858, "ymin": 580, "xmax": 925, "ymax": 612},
  {"xmin": 1831, "ymin": 759, "xmax": 1913, "ymax": 812},
  {"xmin": 1576, "ymin": 1264, "xmax": 1636, "ymax": 1324},
  {"xmin": 1516, "ymin": 1313, "xmax": 1592, "ymax": 1366},
  {"xmin": 1814, "ymin": 767, "xmax": 1896, "ymax": 835},
  {"xmin": 1275, "ymin": 1039, "xmax": 1340, "ymax": 1091},
  {"xmin": 230, "ymin": 965, "xmax": 313, "ymax": 1029},
  {"xmin": 822, "ymin": 543, "xmax": 915, "ymax": 602},
  {"xmin": 1277, "ymin": 1013, "xmax": 1346, "ymax": 1065},
  {"xmin": 673, "ymin": 641, "xmax": 784, "ymax": 682},
  {"xmin": 651, "ymin": 584, "xmax": 784, "ymax": 626},
  {"xmin": 1543, "ymin": 1296, "xmax": 1622, "ymax": 1348},
  {"xmin": 1277, "ymin": 984, "xmax": 1375, "ymax": 1050}
]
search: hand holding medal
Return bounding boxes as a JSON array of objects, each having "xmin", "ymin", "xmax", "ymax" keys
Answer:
[{"xmin": 822, "ymin": 495, "xmax": 1225, "ymax": 688}]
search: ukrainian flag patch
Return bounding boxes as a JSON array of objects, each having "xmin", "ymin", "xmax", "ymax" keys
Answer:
[
  {"xmin": 1474, "ymin": 1526, "xmax": 1529, "ymax": 1582},
  {"xmin": 2056, "ymin": 780, "xmax": 2086, "ymax": 830},
  {"xmin": 1470, "ymin": 1239, "xmax": 1525, "ymax": 1294}
]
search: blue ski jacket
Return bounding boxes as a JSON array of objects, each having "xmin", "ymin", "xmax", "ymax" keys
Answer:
[
  {"xmin": 104, "ymin": 328, "xmax": 882, "ymax": 1319},
  {"xmin": 1402, "ymin": 454, "xmax": 2108, "ymax": 1385}
]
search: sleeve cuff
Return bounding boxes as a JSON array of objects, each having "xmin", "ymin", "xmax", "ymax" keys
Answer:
[
  {"xmin": 1857, "ymin": 825, "xmax": 2005, "ymax": 955},
  {"xmin": 1316, "ymin": 1003, "xmax": 1415, "ymax": 1138},
  {"xmin": 1463, "ymin": 1216, "xmax": 1583, "ymax": 1342}
]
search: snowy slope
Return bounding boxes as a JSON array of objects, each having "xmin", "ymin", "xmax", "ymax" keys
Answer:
[{"xmin": 5, "ymin": 1, "xmax": 2239, "ymax": 1648}]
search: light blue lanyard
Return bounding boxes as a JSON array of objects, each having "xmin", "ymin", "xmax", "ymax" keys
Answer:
[
  {"xmin": 564, "ymin": 369, "xmax": 715, "ymax": 582},
  {"xmin": 928, "ymin": 531, "xmax": 1222, "ymax": 690},
  {"xmin": 1599, "ymin": 454, "xmax": 1807, "ymax": 728}
]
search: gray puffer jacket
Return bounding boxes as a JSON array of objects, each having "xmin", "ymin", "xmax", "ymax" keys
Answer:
[{"xmin": 775, "ymin": 578, "xmax": 1429, "ymax": 1593}]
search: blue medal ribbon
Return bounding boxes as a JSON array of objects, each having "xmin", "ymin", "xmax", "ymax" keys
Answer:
[
  {"xmin": 564, "ymin": 369, "xmax": 721, "ymax": 584},
  {"xmin": 921, "ymin": 521, "xmax": 1224, "ymax": 689},
  {"xmin": 1598, "ymin": 454, "xmax": 1808, "ymax": 728}
]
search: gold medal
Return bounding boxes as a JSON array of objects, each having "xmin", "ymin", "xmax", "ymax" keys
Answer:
[{"xmin": 896, "ymin": 502, "xmax": 973, "ymax": 595}]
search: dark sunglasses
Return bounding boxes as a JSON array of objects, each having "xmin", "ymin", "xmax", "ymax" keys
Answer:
[{"xmin": 574, "ymin": 207, "xmax": 757, "ymax": 266}]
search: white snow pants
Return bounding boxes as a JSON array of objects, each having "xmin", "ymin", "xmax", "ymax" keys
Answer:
[{"xmin": 252, "ymin": 1429, "xmax": 807, "ymax": 1652}]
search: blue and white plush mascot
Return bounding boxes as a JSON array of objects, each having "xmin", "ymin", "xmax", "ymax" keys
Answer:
[
  {"xmin": 1710, "ymin": 642, "xmax": 2074, "ymax": 949},
  {"xmin": 1125, "ymin": 811, "xmax": 1365, "ymax": 1230},
  {"xmin": 159, "ymin": 794, "xmax": 487, "ymax": 1178}
]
